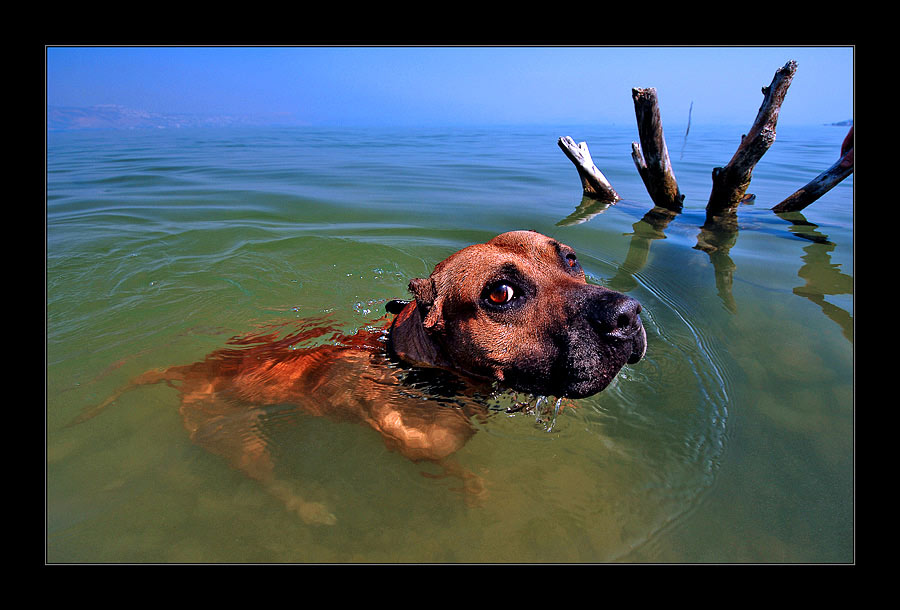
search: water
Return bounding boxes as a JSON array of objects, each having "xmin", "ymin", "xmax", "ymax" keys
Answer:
[{"xmin": 46, "ymin": 123, "xmax": 853, "ymax": 563}]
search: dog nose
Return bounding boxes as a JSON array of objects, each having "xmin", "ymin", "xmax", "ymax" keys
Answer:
[{"xmin": 590, "ymin": 293, "xmax": 643, "ymax": 339}]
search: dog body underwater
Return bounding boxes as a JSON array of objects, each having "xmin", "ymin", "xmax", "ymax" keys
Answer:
[{"xmin": 85, "ymin": 231, "xmax": 646, "ymax": 524}]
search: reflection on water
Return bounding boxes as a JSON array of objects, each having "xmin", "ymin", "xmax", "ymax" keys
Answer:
[
  {"xmin": 573, "ymin": 193, "xmax": 853, "ymax": 342},
  {"xmin": 777, "ymin": 212, "xmax": 853, "ymax": 342},
  {"xmin": 556, "ymin": 195, "xmax": 614, "ymax": 227}
]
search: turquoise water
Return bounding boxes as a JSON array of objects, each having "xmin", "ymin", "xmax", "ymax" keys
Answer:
[{"xmin": 46, "ymin": 123, "xmax": 853, "ymax": 563}]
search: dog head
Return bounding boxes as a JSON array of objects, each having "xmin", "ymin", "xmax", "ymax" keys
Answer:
[{"xmin": 389, "ymin": 230, "xmax": 646, "ymax": 398}]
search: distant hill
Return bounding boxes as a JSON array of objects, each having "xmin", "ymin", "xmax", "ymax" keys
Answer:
[
  {"xmin": 828, "ymin": 119, "xmax": 853, "ymax": 126},
  {"xmin": 47, "ymin": 105, "xmax": 299, "ymax": 131}
]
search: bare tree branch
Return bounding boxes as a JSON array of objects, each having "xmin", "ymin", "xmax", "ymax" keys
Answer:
[
  {"xmin": 557, "ymin": 136, "xmax": 621, "ymax": 203},
  {"xmin": 706, "ymin": 60, "xmax": 798, "ymax": 217},
  {"xmin": 631, "ymin": 87, "xmax": 684, "ymax": 211},
  {"xmin": 772, "ymin": 126, "xmax": 853, "ymax": 213}
]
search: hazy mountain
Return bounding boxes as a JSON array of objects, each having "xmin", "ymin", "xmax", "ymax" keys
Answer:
[{"xmin": 47, "ymin": 105, "xmax": 300, "ymax": 131}]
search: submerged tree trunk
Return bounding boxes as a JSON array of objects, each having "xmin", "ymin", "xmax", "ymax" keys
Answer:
[
  {"xmin": 706, "ymin": 60, "xmax": 798, "ymax": 218},
  {"xmin": 772, "ymin": 126, "xmax": 853, "ymax": 213},
  {"xmin": 557, "ymin": 136, "xmax": 621, "ymax": 203},
  {"xmin": 631, "ymin": 87, "xmax": 684, "ymax": 212}
]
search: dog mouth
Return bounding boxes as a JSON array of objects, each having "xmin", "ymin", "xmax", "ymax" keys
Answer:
[
  {"xmin": 550, "ymin": 311, "xmax": 647, "ymax": 399},
  {"xmin": 501, "ymin": 323, "xmax": 646, "ymax": 400}
]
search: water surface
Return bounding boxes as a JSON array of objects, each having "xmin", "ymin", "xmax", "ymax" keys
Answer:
[{"xmin": 47, "ymin": 123, "xmax": 853, "ymax": 563}]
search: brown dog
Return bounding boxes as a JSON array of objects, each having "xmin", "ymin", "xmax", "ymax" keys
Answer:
[{"xmin": 83, "ymin": 231, "xmax": 646, "ymax": 524}]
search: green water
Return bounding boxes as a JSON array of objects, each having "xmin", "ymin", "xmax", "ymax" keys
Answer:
[{"xmin": 46, "ymin": 124, "xmax": 853, "ymax": 563}]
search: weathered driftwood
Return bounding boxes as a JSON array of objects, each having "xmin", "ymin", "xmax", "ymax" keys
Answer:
[
  {"xmin": 706, "ymin": 60, "xmax": 798, "ymax": 217},
  {"xmin": 557, "ymin": 136, "xmax": 621, "ymax": 203},
  {"xmin": 631, "ymin": 87, "xmax": 684, "ymax": 212},
  {"xmin": 772, "ymin": 126, "xmax": 853, "ymax": 213}
]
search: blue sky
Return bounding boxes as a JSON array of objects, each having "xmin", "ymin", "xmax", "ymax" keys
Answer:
[{"xmin": 46, "ymin": 46, "xmax": 853, "ymax": 128}]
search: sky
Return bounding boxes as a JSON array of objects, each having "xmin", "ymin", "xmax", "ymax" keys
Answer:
[{"xmin": 45, "ymin": 46, "xmax": 853, "ymax": 128}]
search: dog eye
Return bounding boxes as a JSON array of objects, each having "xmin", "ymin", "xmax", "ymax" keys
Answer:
[
  {"xmin": 486, "ymin": 283, "xmax": 516, "ymax": 305},
  {"xmin": 565, "ymin": 253, "xmax": 578, "ymax": 268}
]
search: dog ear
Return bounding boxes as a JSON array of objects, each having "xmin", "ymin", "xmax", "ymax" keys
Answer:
[
  {"xmin": 408, "ymin": 277, "xmax": 444, "ymax": 331},
  {"xmin": 408, "ymin": 277, "xmax": 434, "ymax": 305},
  {"xmin": 391, "ymin": 280, "xmax": 451, "ymax": 370}
]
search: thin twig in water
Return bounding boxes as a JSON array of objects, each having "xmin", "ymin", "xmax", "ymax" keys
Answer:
[{"xmin": 680, "ymin": 101, "xmax": 693, "ymax": 161}]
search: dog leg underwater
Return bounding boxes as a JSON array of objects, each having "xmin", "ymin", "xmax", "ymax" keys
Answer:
[
  {"xmin": 179, "ymin": 393, "xmax": 338, "ymax": 526},
  {"xmin": 65, "ymin": 365, "xmax": 190, "ymax": 428}
]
